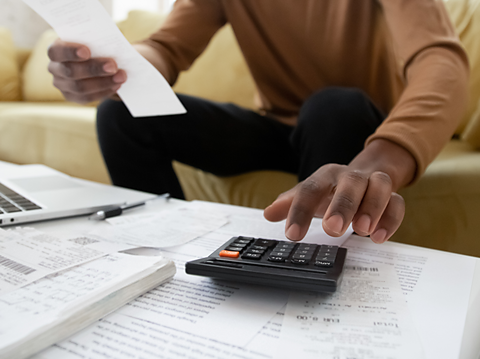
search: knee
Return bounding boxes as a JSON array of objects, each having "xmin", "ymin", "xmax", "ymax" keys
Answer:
[
  {"xmin": 96, "ymin": 99, "xmax": 131, "ymax": 131},
  {"xmin": 297, "ymin": 87, "xmax": 381, "ymax": 133}
]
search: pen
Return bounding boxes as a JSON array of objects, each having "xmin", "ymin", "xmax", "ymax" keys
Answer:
[{"xmin": 88, "ymin": 193, "xmax": 170, "ymax": 220}]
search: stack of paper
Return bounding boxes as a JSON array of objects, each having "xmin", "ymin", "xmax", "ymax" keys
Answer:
[{"xmin": 0, "ymin": 229, "xmax": 175, "ymax": 359}]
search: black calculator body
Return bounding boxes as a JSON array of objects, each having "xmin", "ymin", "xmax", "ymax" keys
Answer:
[{"xmin": 185, "ymin": 236, "xmax": 347, "ymax": 293}]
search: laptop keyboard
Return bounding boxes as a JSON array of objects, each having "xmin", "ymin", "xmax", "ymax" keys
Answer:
[{"xmin": 0, "ymin": 183, "xmax": 42, "ymax": 214}]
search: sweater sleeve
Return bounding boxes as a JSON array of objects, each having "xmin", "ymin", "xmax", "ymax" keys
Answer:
[
  {"xmin": 367, "ymin": 0, "xmax": 469, "ymax": 182},
  {"xmin": 141, "ymin": 0, "xmax": 226, "ymax": 85}
]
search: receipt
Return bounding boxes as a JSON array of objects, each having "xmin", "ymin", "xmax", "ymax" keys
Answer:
[
  {"xmin": 0, "ymin": 228, "xmax": 133, "ymax": 296},
  {"xmin": 22, "ymin": 0, "xmax": 186, "ymax": 117},
  {"xmin": 277, "ymin": 262, "xmax": 424, "ymax": 359}
]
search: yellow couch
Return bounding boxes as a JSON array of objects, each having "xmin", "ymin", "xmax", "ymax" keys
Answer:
[{"xmin": 1, "ymin": 2, "xmax": 480, "ymax": 256}]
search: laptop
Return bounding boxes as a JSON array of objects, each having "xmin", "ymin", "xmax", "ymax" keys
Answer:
[{"xmin": 0, "ymin": 163, "xmax": 157, "ymax": 227}]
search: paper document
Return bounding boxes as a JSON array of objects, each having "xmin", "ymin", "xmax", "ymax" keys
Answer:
[
  {"xmin": 23, "ymin": 201, "xmax": 478, "ymax": 359},
  {"xmin": 92, "ymin": 205, "xmax": 229, "ymax": 248},
  {"xmin": 22, "ymin": 0, "xmax": 186, "ymax": 117},
  {"xmin": 278, "ymin": 262, "xmax": 424, "ymax": 359},
  {"xmin": 0, "ymin": 227, "xmax": 133, "ymax": 295},
  {"xmin": 35, "ymin": 312, "xmax": 275, "ymax": 359},
  {"xmin": 343, "ymin": 237, "xmax": 476, "ymax": 359},
  {"xmin": 35, "ymin": 218, "xmax": 290, "ymax": 358},
  {"xmin": 0, "ymin": 252, "xmax": 174, "ymax": 359}
]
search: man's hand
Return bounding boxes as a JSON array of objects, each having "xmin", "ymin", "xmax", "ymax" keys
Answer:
[
  {"xmin": 264, "ymin": 139, "xmax": 416, "ymax": 244},
  {"xmin": 47, "ymin": 39, "xmax": 127, "ymax": 104}
]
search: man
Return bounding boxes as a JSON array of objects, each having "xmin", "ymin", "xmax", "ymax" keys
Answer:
[{"xmin": 47, "ymin": 0, "xmax": 468, "ymax": 244}]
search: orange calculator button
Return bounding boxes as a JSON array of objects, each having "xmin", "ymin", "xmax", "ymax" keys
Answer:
[{"xmin": 219, "ymin": 250, "xmax": 240, "ymax": 258}]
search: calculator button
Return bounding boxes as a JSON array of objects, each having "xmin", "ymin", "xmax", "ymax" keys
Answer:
[
  {"xmin": 241, "ymin": 252, "xmax": 262, "ymax": 260},
  {"xmin": 315, "ymin": 260, "xmax": 334, "ymax": 267},
  {"xmin": 270, "ymin": 252, "xmax": 290, "ymax": 258},
  {"xmin": 274, "ymin": 248, "xmax": 293, "ymax": 253},
  {"xmin": 316, "ymin": 251, "xmax": 336, "ymax": 257},
  {"xmin": 275, "ymin": 243, "xmax": 295, "ymax": 249},
  {"xmin": 251, "ymin": 245, "xmax": 269, "ymax": 250},
  {"xmin": 291, "ymin": 258, "xmax": 309, "ymax": 265},
  {"xmin": 318, "ymin": 246, "xmax": 338, "ymax": 252},
  {"xmin": 237, "ymin": 236, "xmax": 254, "ymax": 241},
  {"xmin": 268, "ymin": 256, "xmax": 286, "ymax": 262},
  {"xmin": 295, "ymin": 249, "xmax": 315, "ymax": 256},
  {"xmin": 297, "ymin": 244, "xmax": 315, "ymax": 250},
  {"xmin": 318, "ymin": 250, "xmax": 337, "ymax": 257},
  {"xmin": 247, "ymin": 249, "xmax": 266, "ymax": 254},
  {"xmin": 228, "ymin": 243, "xmax": 247, "ymax": 249},
  {"xmin": 292, "ymin": 253, "xmax": 313, "ymax": 260},
  {"xmin": 234, "ymin": 239, "xmax": 254, "ymax": 244},
  {"xmin": 320, "ymin": 245, "xmax": 338, "ymax": 250},
  {"xmin": 225, "ymin": 246, "xmax": 246, "ymax": 253},
  {"xmin": 219, "ymin": 250, "xmax": 240, "ymax": 258},
  {"xmin": 316, "ymin": 256, "xmax": 336, "ymax": 262},
  {"xmin": 254, "ymin": 239, "xmax": 277, "ymax": 247},
  {"xmin": 316, "ymin": 252, "xmax": 337, "ymax": 259}
]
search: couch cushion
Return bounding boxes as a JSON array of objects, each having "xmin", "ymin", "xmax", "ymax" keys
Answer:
[
  {"xmin": 0, "ymin": 27, "xmax": 21, "ymax": 101},
  {"xmin": 395, "ymin": 139, "xmax": 480, "ymax": 256},
  {"xmin": 173, "ymin": 162, "xmax": 297, "ymax": 209},
  {"xmin": 116, "ymin": 10, "xmax": 165, "ymax": 43},
  {"xmin": 0, "ymin": 102, "xmax": 109, "ymax": 184},
  {"xmin": 444, "ymin": 0, "xmax": 480, "ymax": 146}
]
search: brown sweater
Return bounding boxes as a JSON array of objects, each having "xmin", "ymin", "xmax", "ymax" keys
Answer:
[{"xmin": 143, "ymin": 0, "xmax": 469, "ymax": 180}]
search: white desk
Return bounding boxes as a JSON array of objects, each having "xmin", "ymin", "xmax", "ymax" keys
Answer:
[
  {"xmin": 21, "ymin": 198, "xmax": 478, "ymax": 359},
  {"xmin": 1, "ymin": 160, "xmax": 478, "ymax": 358}
]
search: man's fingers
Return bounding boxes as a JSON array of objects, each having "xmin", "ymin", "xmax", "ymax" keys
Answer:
[
  {"xmin": 369, "ymin": 193, "xmax": 405, "ymax": 243},
  {"xmin": 322, "ymin": 170, "xmax": 369, "ymax": 237},
  {"xmin": 264, "ymin": 188, "xmax": 297, "ymax": 222},
  {"xmin": 52, "ymin": 71, "xmax": 125, "ymax": 95},
  {"xmin": 62, "ymin": 86, "xmax": 122, "ymax": 104},
  {"xmin": 285, "ymin": 167, "xmax": 337, "ymax": 241},
  {"xmin": 352, "ymin": 171, "xmax": 392, "ymax": 236},
  {"xmin": 48, "ymin": 59, "xmax": 119, "ymax": 80},
  {"xmin": 48, "ymin": 39, "xmax": 91, "ymax": 62}
]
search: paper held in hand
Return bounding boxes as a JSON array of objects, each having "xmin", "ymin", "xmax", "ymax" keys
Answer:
[{"xmin": 22, "ymin": 0, "xmax": 186, "ymax": 118}]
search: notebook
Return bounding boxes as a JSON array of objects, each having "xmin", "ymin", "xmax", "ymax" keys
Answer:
[{"xmin": 0, "ymin": 163, "xmax": 157, "ymax": 227}]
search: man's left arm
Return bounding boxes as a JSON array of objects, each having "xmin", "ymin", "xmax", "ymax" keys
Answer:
[{"xmin": 264, "ymin": 0, "xmax": 469, "ymax": 243}]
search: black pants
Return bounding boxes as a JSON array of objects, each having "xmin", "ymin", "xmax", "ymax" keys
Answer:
[{"xmin": 96, "ymin": 87, "xmax": 385, "ymax": 199}]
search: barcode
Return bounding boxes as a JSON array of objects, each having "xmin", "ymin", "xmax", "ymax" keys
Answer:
[
  {"xmin": 347, "ymin": 266, "xmax": 378, "ymax": 272},
  {"xmin": 0, "ymin": 255, "xmax": 36, "ymax": 275}
]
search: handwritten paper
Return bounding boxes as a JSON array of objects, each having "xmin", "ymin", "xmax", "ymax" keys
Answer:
[{"xmin": 22, "ymin": 0, "xmax": 186, "ymax": 117}]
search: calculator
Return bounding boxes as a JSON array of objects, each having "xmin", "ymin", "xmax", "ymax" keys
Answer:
[{"xmin": 185, "ymin": 236, "xmax": 347, "ymax": 292}]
